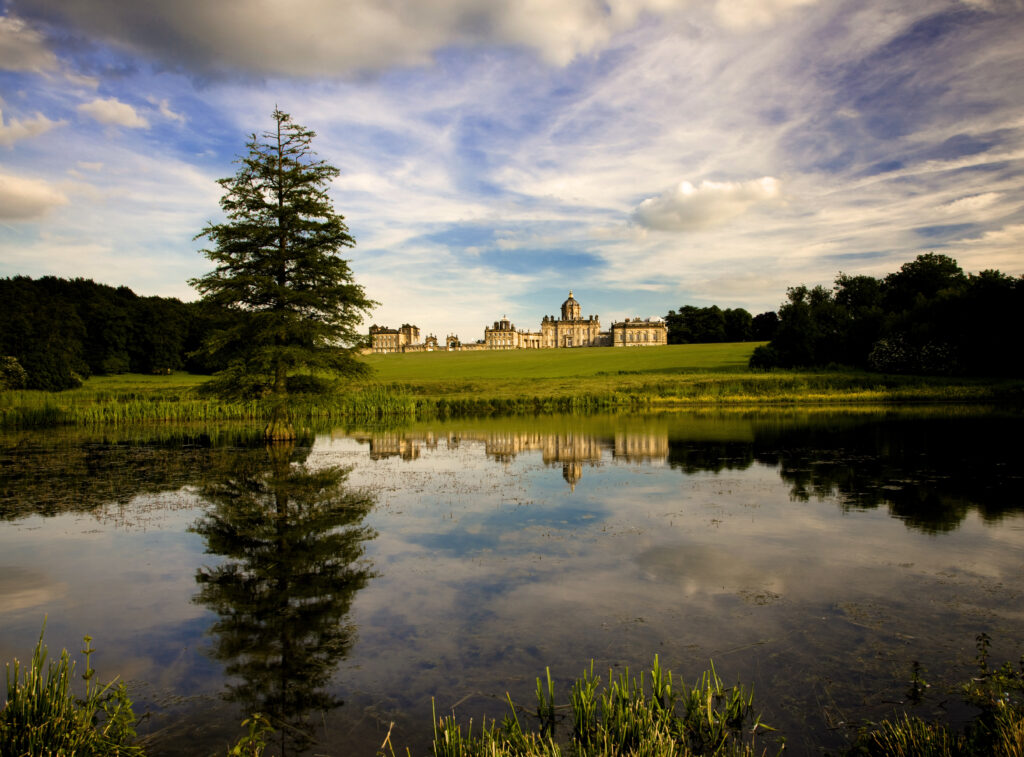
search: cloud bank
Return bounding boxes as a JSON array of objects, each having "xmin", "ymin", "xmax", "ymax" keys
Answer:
[
  {"xmin": 10, "ymin": 0, "xmax": 827, "ymax": 77},
  {"xmin": 0, "ymin": 172, "xmax": 68, "ymax": 219},
  {"xmin": 0, "ymin": 14, "xmax": 58, "ymax": 72},
  {"xmin": 632, "ymin": 177, "xmax": 781, "ymax": 231}
]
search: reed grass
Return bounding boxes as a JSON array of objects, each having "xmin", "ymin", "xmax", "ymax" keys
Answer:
[
  {"xmin": 0, "ymin": 382, "xmax": 420, "ymax": 429},
  {"xmin": 0, "ymin": 623, "xmax": 143, "ymax": 756},
  {"xmin": 429, "ymin": 656, "xmax": 778, "ymax": 757}
]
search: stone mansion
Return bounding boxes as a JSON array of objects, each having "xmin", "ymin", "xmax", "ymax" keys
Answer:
[{"xmin": 369, "ymin": 291, "xmax": 667, "ymax": 354}]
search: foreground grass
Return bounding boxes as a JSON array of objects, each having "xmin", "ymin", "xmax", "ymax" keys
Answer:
[
  {"xmin": 1, "ymin": 625, "xmax": 141, "ymax": 756},
  {"xmin": 417, "ymin": 642, "xmax": 1024, "ymax": 757},
  {"xmin": 421, "ymin": 657, "xmax": 778, "ymax": 757},
  {"xmin": 3, "ymin": 632, "xmax": 1022, "ymax": 757},
  {"xmin": 2, "ymin": 345, "xmax": 1022, "ymax": 429}
]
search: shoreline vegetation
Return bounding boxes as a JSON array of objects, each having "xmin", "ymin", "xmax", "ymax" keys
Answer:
[
  {"xmin": 4, "ymin": 629, "xmax": 1022, "ymax": 757},
  {"xmin": 2, "ymin": 344, "xmax": 1022, "ymax": 430}
]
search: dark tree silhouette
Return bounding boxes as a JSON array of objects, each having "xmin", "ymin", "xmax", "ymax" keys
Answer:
[{"xmin": 191, "ymin": 444, "xmax": 376, "ymax": 754}]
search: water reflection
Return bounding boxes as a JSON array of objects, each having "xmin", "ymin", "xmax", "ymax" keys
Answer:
[
  {"xmin": 190, "ymin": 443, "xmax": 376, "ymax": 755},
  {"xmin": 341, "ymin": 411, "xmax": 1024, "ymax": 531},
  {"xmin": 751, "ymin": 415, "xmax": 1024, "ymax": 533},
  {"xmin": 0, "ymin": 410, "xmax": 1022, "ymax": 756},
  {"xmin": 350, "ymin": 428, "xmax": 667, "ymax": 491},
  {"xmin": 0, "ymin": 428, "xmax": 257, "ymax": 520}
]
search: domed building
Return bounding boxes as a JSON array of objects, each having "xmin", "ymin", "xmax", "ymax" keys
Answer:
[
  {"xmin": 539, "ymin": 291, "xmax": 607, "ymax": 348},
  {"xmin": 373, "ymin": 289, "xmax": 666, "ymax": 354}
]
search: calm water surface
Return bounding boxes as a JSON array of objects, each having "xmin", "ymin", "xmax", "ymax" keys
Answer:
[{"xmin": 1, "ymin": 410, "xmax": 1022, "ymax": 755}]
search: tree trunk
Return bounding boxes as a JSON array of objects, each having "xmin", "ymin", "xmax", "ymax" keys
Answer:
[
  {"xmin": 264, "ymin": 357, "xmax": 295, "ymax": 441},
  {"xmin": 264, "ymin": 401, "xmax": 295, "ymax": 441}
]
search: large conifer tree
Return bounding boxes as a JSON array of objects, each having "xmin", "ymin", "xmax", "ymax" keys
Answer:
[{"xmin": 192, "ymin": 109, "xmax": 375, "ymax": 439}]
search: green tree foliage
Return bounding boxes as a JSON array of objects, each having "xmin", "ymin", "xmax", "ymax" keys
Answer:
[
  {"xmin": 191, "ymin": 109, "xmax": 375, "ymax": 438},
  {"xmin": 665, "ymin": 305, "xmax": 754, "ymax": 344},
  {"xmin": 751, "ymin": 311, "xmax": 779, "ymax": 341},
  {"xmin": 0, "ymin": 276, "xmax": 203, "ymax": 390},
  {"xmin": 751, "ymin": 253, "xmax": 1024, "ymax": 376},
  {"xmin": 0, "ymin": 276, "xmax": 89, "ymax": 390}
]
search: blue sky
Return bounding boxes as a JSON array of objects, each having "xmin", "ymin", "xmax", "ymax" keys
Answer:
[{"xmin": 1, "ymin": 0, "xmax": 1022, "ymax": 342}]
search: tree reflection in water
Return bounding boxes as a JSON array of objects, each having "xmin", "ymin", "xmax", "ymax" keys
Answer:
[{"xmin": 191, "ymin": 442, "xmax": 376, "ymax": 754}]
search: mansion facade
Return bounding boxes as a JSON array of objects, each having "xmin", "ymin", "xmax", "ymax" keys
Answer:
[
  {"xmin": 368, "ymin": 323, "xmax": 438, "ymax": 354},
  {"xmin": 371, "ymin": 291, "xmax": 666, "ymax": 354}
]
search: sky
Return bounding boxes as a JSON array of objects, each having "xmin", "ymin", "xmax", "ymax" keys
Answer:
[{"xmin": 1, "ymin": 0, "xmax": 1022, "ymax": 342}]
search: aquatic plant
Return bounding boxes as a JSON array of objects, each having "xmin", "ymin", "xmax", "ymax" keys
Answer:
[
  {"xmin": 847, "ymin": 633, "xmax": 1024, "ymax": 756},
  {"xmin": 0, "ymin": 623, "xmax": 143, "ymax": 756},
  {"xmin": 431, "ymin": 656, "xmax": 777, "ymax": 757},
  {"xmin": 226, "ymin": 713, "xmax": 274, "ymax": 757}
]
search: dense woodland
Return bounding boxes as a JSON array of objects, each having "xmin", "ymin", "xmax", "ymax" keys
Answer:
[
  {"xmin": 0, "ymin": 276, "xmax": 228, "ymax": 390},
  {"xmin": 664, "ymin": 306, "xmax": 778, "ymax": 344},
  {"xmin": 750, "ymin": 253, "xmax": 1024, "ymax": 376}
]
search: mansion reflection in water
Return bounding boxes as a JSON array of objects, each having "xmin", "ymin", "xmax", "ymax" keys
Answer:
[{"xmin": 352, "ymin": 430, "xmax": 669, "ymax": 490}]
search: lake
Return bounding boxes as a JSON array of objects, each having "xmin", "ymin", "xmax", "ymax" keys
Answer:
[{"xmin": 1, "ymin": 408, "xmax": 1022, "ymax": 755}]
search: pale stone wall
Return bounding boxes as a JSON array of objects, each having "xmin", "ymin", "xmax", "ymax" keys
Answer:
[
  {"xmin": 610, "ymin": 318, "xmax": 668, "ymax": 347},
  {"xmin": 370, "ymin": 325, "xmax": 404, "ymax": 353},
  {"xmin": 371, "ymin": 324, "xmax": 434, "ymax": 353},
  {"xmin": 539, "ymin": 294, "xmax": 603, "ymax": 348}
]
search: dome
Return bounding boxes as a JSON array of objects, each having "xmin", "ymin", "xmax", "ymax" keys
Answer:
[{"xmin": 560, "ymin": 290, "xmax": 581, "ymax": 320}]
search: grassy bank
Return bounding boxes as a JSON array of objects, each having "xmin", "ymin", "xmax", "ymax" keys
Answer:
[{"xmin": 2, "ymin": 344, "xmax": 1021, "ymax": 429}]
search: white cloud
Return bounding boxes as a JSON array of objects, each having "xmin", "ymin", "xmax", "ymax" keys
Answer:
[
  {"xmin": 942, "ymin": 192, "xmax": 1002, "ymax": 215},
  {"xmin": 147, "ymin": 96, "xmax": 185, "ymax": 123},
  {"xmin": 945, "ymin": 223, "xmax": 1024, "ymax": 273},
  {"xmin": 0, "ymin": 171, "xmax": 68, "ymax": 219},
  {"xmin": 0, "ymin": 109, "xmax": 63, "ymax": 146},
  {"xmin": 0, "ymin": 15, "xmax": 58, "ymax": 72},
  {"xmin": 713, "ymin": 0, "xmax": 819, "ymax": 31},
  {"xmin": 77, "ymin": 97, "xmax": 150, "ymax": 129},
  {"xmin": 632, "ymin": 177, "xmax": 781, "ymax": 231}
]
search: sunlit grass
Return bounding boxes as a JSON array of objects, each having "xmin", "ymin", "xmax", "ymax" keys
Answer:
[
  {"xmin": 1, "ymin": 342, "xmax": 1021, "ymax": 429},
  {"xmin": 0, "ymin": 623, "xmax": 143, "ymax": 756},
  {"xmin": 362, "ymin": 343, "xmax": 758, "ymax": 381},
  {"xmin": 422, "ymin": 656, "xmax": 779, "ymax": 757}
]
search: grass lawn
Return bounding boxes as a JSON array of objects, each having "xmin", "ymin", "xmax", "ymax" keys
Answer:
[
  {"xmin": 3, "ymin": 343, "xmax": 1021, "ymax": 429},
  {"xmin": 359, "ymin": 343, "xmax": 757, "ymax": 381}
]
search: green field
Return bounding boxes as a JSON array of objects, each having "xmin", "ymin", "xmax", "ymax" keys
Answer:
[
  {"xmin": 360, "ymin": 342, "xmax": 755, "ymax": 380},
  {"xmin": 2, "ymin": 343, "xmax": 1021, "ymax": 429}
]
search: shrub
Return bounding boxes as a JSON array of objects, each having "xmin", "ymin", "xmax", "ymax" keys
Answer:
[
  {"xmin": 0, "ymin": 356, "xmax": 28, "ymax": 390},
  {"xmin": 748, "ymin": 345, "xmax": 779, "ymax": 371}
]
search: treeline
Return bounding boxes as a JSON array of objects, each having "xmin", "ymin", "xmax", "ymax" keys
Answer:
[
  {"xmin": 664, "ymin": 306, "xmax": 778, "ymax": 344},
  {"xmin": 0, "ymin": 276, "xmax": 227, "ymax": 390},
  {"xmin": 751, "ymin": 253, "xmax": 1024, "ymax": 376}
]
